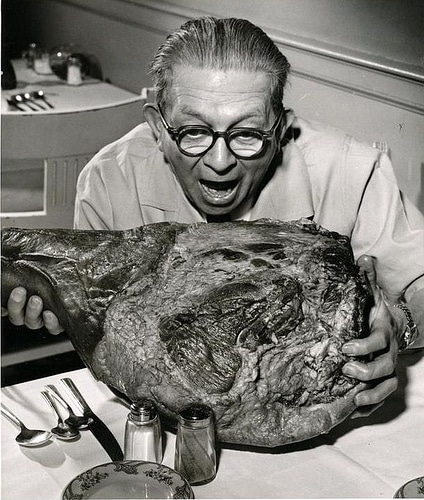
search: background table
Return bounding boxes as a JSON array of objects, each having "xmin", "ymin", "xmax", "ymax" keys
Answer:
[
  {"xmin": 1, "ymin": 59, "xmax": 143, "ymax": 229},
  {"xmin": 1, "ymin": 349, "xmax": 423, "ymax": 499}
]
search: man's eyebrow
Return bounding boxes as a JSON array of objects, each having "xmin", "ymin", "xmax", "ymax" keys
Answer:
[
  {"xmin": 177, "ymin": 106, "xmax": 204, "ymax": 119},
  {"xmin": 176, "ymin": 105, "xmax": 269, "ymax": 126}
]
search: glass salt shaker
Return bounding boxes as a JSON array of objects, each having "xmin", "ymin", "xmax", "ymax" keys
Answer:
[
  {"xmin": 67, "ymin": 55, "xmax": 82, "ymax": 86},
  {"xmin": 34, "ymin": 50, "xmax": 52, "ymax": 75},
  {"xmin": 174, "ymin": 403, "xmax": 216, "ymax": 485},
  {"xmin": 124, "ymin": 399, "xmax": 163, "ymax": 463}
]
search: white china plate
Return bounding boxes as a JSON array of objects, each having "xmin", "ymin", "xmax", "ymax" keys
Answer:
[{"xmin": 62, "ymin": 460, "xmax": 194, "ymax": 499}]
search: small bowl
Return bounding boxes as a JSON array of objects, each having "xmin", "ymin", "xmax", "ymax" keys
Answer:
[
  {"xmin": 394, "ymin": 476, "xmax": 424, "ymax": 498},
  {"xmin": 62, "ymin": 460, "xmax": 194, "ymax": 499}
]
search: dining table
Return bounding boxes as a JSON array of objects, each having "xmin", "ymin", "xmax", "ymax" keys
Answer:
[
  {"xmin": 1, "ymin": 58, "xmax": 143, "ymax": 230},
  {"xmin": 1, "ymin": 348, "xmax": 423, "ymax": 499}
]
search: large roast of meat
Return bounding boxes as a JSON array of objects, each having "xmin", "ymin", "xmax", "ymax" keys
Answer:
[{"xmin": 1, "ymin": 219, "xmax": 369, "ymax": 446}]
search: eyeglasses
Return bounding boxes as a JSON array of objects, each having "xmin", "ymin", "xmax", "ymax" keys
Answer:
[{"xmin": 157, "ymin": 105, "xmax": 285, "ymax": 159}]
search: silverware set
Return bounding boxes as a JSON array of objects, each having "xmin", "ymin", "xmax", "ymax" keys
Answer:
[
  {"xmin": 1, "ymin": 377, "xmax": 123, "ymax": 460},
  {"xmin": 1, "ymin": 379, "xmax": 87, "ymax": 445},
  {"xmin": 7, "ymin": 90, "xmax": 54, "ymax": 111}
]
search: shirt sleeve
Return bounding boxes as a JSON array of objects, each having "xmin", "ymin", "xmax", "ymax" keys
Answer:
[
  {"xmin": 350, "ymin": 151, "xmax": 424, "ymax": 302},
  {"xmin": 74, "ymin": 159, "xmax": 114, "ymax": 230}
]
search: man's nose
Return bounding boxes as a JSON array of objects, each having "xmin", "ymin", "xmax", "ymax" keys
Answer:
[{"xmin": 203, "ymin": 137, "xmax": 237, "ymax": 173}]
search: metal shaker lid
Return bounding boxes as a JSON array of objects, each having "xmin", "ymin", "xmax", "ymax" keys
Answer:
[
  {"xmin": 130, "ymin": 399, "xmax": 158, "ymax": 422},
  {"xmin": 178, "ymin": 403, "xmax": 213, "ymax": 428}
]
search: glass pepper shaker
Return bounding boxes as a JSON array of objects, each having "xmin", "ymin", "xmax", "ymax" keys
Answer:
[
  {"xmin": 174, "ymin": 403, "xmax": 216, "ymax": 485},
  {"xmin": 124, "ymin": 399, "xmax": 163, "ymax": 463}
]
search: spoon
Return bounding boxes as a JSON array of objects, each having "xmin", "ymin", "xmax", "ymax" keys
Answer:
[
  {"xmin": 41, "ymin": 391, "xmax": 80, "ymax": 441},
  {"xmin": 1, "ymin": 402, "xmax": 52, "ymax": 447},
  {"xmin": 45, "ymin": 384, "xmax": 91, "ymax": 429},
  {"xmin": 12, "ymin": 94, "xmax": 38, "ymax": 111},
  {"xmin": 30, "ymin": 90, "xmax": 54, "ymax": 109},
  {"xmin": 7, "ymin": 99, "xmax": 24, "ymax": 111}
]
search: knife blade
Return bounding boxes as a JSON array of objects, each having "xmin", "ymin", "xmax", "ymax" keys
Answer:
[{"xmin": 60, "ymin": 377, "xmax": 123, "ymax": 461}]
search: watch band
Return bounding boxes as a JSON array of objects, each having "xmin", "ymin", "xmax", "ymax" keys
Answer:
[{"xmin": 393, "ymin": 303, "xmax": 418, "ymax": 351}]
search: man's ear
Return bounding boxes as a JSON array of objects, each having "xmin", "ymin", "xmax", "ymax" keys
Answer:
[
  {"xmin": 279, "ymin": 108, "xmax": 295, "ymax": 146},
  {"xmin": 143, "ymin": 104, "xmax": 164, "ymax": 151}
]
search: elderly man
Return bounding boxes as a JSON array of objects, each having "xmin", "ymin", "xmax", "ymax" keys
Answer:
[{"xmin": 4, "ymin": 17, "xmax": 424, "ymax": 417}]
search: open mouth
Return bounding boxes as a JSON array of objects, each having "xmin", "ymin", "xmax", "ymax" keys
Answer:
[{"xmin": 200, "ymin": 180, "xmax": 239, "ymax": 202}]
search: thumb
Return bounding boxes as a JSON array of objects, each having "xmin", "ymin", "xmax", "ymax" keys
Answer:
[
  {"xmin": 357, "ymin": 255, "xmax": 384, "ymax": 325},
  {"xmin": 357, "ymin": 255, "xmax": 378, "ymax": 297}
]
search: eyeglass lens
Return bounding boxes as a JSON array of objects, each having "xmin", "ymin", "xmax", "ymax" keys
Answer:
[{"xmin": 179, "ymin": 128, "xmax": 264, "ymax": 157}]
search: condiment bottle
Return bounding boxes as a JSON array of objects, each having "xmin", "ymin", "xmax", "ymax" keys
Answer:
[
  {"xmin": 174, "ymin": 403, "xmax": 216, "ymax": 485},
  {"xmin": 34, "ymin": 51, "xmax": 52, "ymax": 75},
  {"xmin": 67, "ymin": 55, "xmax": 82, "ymax": 86},
  {"xmin": 25, "ymin": 43, "xmax": 39, "ymax": 69},
  {"xmin": 124, "ymin": 399, "xmax": 163, "ymax": 462}
]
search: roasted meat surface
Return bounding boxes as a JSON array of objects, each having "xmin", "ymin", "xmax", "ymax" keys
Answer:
[{"xmin": 2, "ymin": 219, "xmax": 369, "ymax": 446}]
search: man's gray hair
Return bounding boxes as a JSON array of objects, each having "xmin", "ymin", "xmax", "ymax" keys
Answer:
[{"xmin": 149, "ymin": 16, "xmax": 290, "ymax": 112}]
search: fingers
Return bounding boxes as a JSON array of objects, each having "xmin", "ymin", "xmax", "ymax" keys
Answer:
[
  {"xmin": 5, "ymin": 287, "xmax": 64, "ymax": 334},
  {"xmin": 342, "ymin": 305, "xmax": 395, "ymax": 357},
  {"xmin": 6, "ymin": 287, "xmax": 27, "ymax": 326},
  {"xmin": 343, "ymin": 328, "xmax": 398, "ymax": 413},
  {"xmin": 350, "ymin": 401, "xmax": 385, "ymax": 419},
  {"xmin": 342, "ymin": 329, "xmax": 387, "ymax": 358},
  {"xmin": 343, "ymin": 324, "xmax": 397, "ymax": 382},
  {"xmin": 347, "ymin": 255, "xmax": 399, "ymax": 415},
  {"xmin": 25, "ymin": 295, "xmax": 45, "ymax": 330},
  {"xmin": 42, "ymin": 310, "xmax": 65, "ymax": 335},
  {"xmin": 353, "ymin": 374, "xmax": 398, "ymax": 409},
  {"xmin": 345, "ymin": 369, "xmax": 398, "ymax": 415},
  {"xmin": 343, "ymin": 354, "xmax": 396, "ymax": 382}
]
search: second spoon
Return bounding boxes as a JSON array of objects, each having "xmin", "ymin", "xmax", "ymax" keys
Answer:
[{"xmin": 41, "ymin": 391, "xmax": 80, "ymax": 441}]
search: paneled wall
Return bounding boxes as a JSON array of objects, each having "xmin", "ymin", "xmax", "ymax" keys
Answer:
[{"xmin": 16, "ymin": 0, "xmax": 424, "ymax": 212}]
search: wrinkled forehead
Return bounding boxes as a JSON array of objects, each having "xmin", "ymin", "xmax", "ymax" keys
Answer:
[{"xmin": 163, "ymin": 64, "xmax": 273, "ymax": 112}]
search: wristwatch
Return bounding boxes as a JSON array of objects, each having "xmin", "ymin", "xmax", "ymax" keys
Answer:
[{"xmin": 393, "ymin": 303, "xmax": 418, "ymax": 351}]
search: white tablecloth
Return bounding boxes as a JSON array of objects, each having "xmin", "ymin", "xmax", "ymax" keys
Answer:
[
  {"xmin": 2, "ymin": 350, "xmax": 423, "ymax": 499},
  {"xmin": 1, "ymin": 59, "xmax": 141, "ymax": 115}
]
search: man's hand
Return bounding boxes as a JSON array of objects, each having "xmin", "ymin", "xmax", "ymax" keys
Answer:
[
  {"xmin": 1, "ymin": 287, "xmax": 64, "ymax": 335},
  {"xmin": 341, "ymin": 255, "xmax": 402, "ymax": 418}
]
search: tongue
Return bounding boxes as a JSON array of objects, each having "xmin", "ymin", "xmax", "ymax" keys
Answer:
[{"xmin": 202, "ymin": 180, "xmax": 236, "ymax": 196}]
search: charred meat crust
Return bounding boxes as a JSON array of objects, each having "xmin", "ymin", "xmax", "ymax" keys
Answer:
[{"xmin": 1, "ymin": 219, "xmax": 370, "ymax": 446}]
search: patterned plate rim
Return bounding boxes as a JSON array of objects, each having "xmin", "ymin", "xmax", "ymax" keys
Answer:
[{"xmin": 62, "ymin": 460, "xmax": 194, "ymax": 499}]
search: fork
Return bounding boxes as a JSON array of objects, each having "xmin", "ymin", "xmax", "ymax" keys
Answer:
[
  {"xmin": 23, "ymin": 92, "xmax": 46, "ymax": 109},
  {"xmin": 31, "ymin": 90, "xmax": 54, "ymax": 109}
]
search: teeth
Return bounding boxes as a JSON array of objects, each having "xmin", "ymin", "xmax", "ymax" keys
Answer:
[{"xmin": 202, "ymin": 184, "xmax": 234, "ymax": 198}]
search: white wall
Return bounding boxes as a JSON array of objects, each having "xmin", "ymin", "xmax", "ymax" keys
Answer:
[
  {"xmin": 22, "ymin": 0, "xmax": 424, "ymax": 212},
  {"xmin": 166, "ymin": 0, "xmax": 424, "ymax": 73}
]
